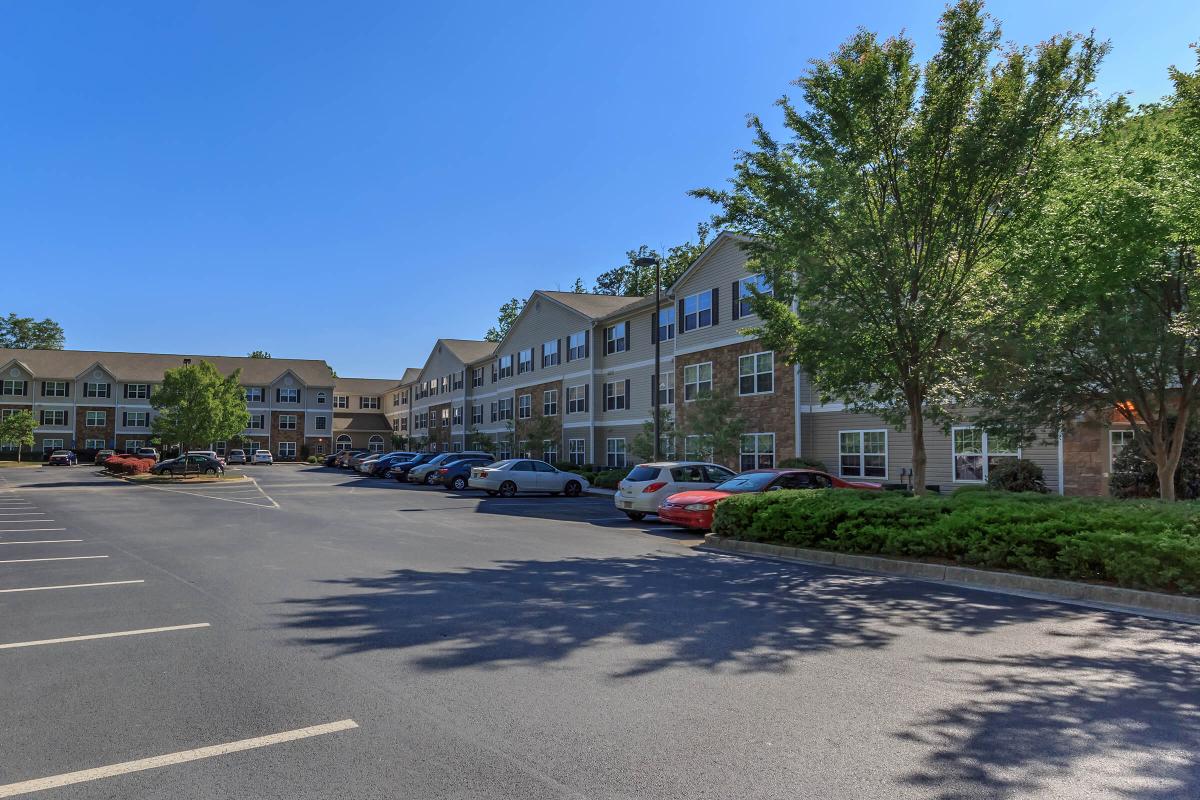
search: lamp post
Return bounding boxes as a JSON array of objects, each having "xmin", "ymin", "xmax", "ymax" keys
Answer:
[{"xmin": 635, "ymin": 254, "xmax": 662, "ymax": 461}]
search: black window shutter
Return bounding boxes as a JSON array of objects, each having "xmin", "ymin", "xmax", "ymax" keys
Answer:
[
  {"xmin": 63, "ymin": 411, "xmax": 68, "ymax": 427},
  {"xmin": 583, "ymin": 383, "xmax": 589, "ymax": 412},
  {"xmin": 40, "ymin": 381, "xmax": 46, "ymax": 396},
  {"xmin": 122, "ymin": 412, "xmax": 128, "ymax": 426},
  {"xmin": 21, "ymin": 380, "xmax": 27, "ymax": 396},
  {"xmin": 624, "ymin": 379, "xmax": 630, "ymax": 409},
  {"xmin": 731, "ymin": 280, "xmax": 741, "ymax": 320},
  {"xmin": 712, "ymin": 287, "xmax": 720, "ymax": 325},
  {"xmin": 583, "ymin": 330, "xmax": 590, "ymax": 358},
  {"xmin": 275, "ymin": 388, "xmax": 281, "ymax": 402},
  {"xmin": 677, "ymin": 298, "xmax": 685, "ymax": 327},
  {"xmin": 123, "ymin": 384, "xmax": 129, "ymax": 399}
]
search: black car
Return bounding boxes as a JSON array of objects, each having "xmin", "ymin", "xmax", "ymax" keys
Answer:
[
  {"xmin": 388, "ymin": 452, "xmax": 441, "ymax": 482},
  {"xmin": 436, "ymin": 456, "xmax": 495, "ymax": 491},
  {"xmin": 323, "ymin": 452, "xmax": 342, "ymax": 467},
  {"xmin": 369, "ymin": 451, "xmax": 419, "ymax": 477},
  {"xmin": 151, "ymin": 454, "xmax": 224, "ymax": 476}
]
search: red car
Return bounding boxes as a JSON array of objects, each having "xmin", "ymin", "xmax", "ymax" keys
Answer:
[{"xmin": 657, "ymin": 468, "xmax": 882, "ymax": 531}]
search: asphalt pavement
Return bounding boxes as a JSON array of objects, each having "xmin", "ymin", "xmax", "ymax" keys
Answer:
[{"xmin": 1, "ymin": 463, "xmax": 1197, "ymax": 799}]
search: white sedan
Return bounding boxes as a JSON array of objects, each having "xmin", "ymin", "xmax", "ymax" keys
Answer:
[
  {"xmin": 252, "ymin": 450, "xmax": 274, "ymax": 465},
  {"xmin": 468, "ymin": 459, "xmax": 589, "ymax": 497},
  {"xmin": 614, "ymin": 461, "xmax": 737, "ymax": 520}
]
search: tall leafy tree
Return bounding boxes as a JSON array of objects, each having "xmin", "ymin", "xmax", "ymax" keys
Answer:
[
  {"xmin": 692, "ymin": 1, "xmax": 1104, "ymax": 492},
  {"xmin": 151, "ymin": 361, "xmax": 251, "ymax": 450},
  {"xmin": 0, "ymin": 410, "xmax": 36, "ymax": 462},
  {"xmin": 679, "ymin": 391, "xmax": 745, "ymax": 466},
  {"xmin": 631, "ymin": 408, "xmax": 677, "ymax": 461},
  {"xmin": 978, "ymin": 51, "xmax": 1200, "ymax": 500},
  {"xmin": 592, "ymin": 224, "xmax": 710, "ymax": 296},
  {"xmin": 248, "ymin": 350, "xmax": 272, "ymax": 359},
  {"xmin": 0, "ymin": 314, "xmax": 64, "ymax": 349},
  {"xmin": 485, "ymin": 297, "xmax": 525, "ymax": 342}
]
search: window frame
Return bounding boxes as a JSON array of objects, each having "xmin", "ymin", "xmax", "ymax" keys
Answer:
[
  {"xmin": 278, "ymin": 414, "xmax": 298, "ymax": 430},
  {"xmin": 43, "ymin": 380, "xmax": 69, "ymax": 398},
  {"xmin": 567, "ymin": 331, "xmax": 587, "ymax": 362},
  {"xmin": 85, "ymin": 410, "xmax": 106, "ymax": 428},
  {"xmin": 683, "ymin": 290, "xmax": 713, "ymax": 332},
  {"xmin": 517, "ymin": 348, "xmax": 534, "ymax": 375},
  {"xmin": 125, "ymin": 383, "xmax": 150, "ymax": 400},
  {"xmin": 568, "ymin": 438, "xmax": 586, "ymax": 465},
  {"xmin": 605, "ymin": 438, "xmax": 627, "ymax": 468},
  {"xmin": 497, "ymin": 355, "xmax": 513, "ymax": 380},
  {"xmin": 951, "ymin": 427, "xmax": 1020, "ymax": 483},
  {"xmin": 738, "ymin": 351, "xmax": 774, "ymax": 396},
  {"xmin": 605, "ymin": 322, "xmax": 627, "ymax": 355},
  {"xmin": 739, "ymin": 433, "xmax": 776, "ymax": 471},
  {"xmin": 657, "ymin": 307, "xmax": 676, "ymax": 342},
  {"xmin": 543, "ymin": 389, "xmax": 558, "ymax": 416},
  {"xmin": 603, "ymin": 381, "xmax": 627, "ymax": 411},
  {"xmin": 682, "ymin": 362, "xmax": 713, "ymax": 402},
  {"xmin": 838, "ymin": 429, "xmax": 888, "ymax": 479},
  {"xmin": 738, "ymin": 274, "xmax": 772, "ymax": 318},
  {"xmin": 83, "ymin": 381, "xmax": 110, "ymax": 399},
  {"xmin": 542, "ymin": 339, "xmax": 560, "ymax": 367},
  {"xmin": 1110, "ymin": 428, "xmax": 1136, "ymax": 473}
]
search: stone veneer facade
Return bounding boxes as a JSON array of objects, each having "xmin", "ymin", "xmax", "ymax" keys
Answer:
[{"xmin": 514, "ymin": 378, "xmax": 564, "ymax": 462}]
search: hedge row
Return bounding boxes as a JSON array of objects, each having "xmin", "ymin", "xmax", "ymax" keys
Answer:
[
  {"xmin": 105, "ymin": 456, "xmax": 156, "ymax": 475},
  {"xmin": 711, "ymin": 487, "xmax": 1200, "ymax": 595}
]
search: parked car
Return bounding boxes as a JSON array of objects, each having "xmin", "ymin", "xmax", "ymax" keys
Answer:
[
  {"xmin": 187, "ymin": 450, "xmax": 227, "ymax": 467},
  {"xmin": 468, "ymin": 459, "xmax": 588, "ymax": 497},
  {"xmin": 368, "ymin": 452, "xmax": 419, "ymax": 477},
  {"xmin": 348, "ymin": 451, "xmax": 379, "ymax": 471},
  {"xmin": 47, "ymin": 450, "xmax": 77, "ymax": 466},
  {"xmin": 614, "ymin": 461, "xmax": 738, "ymax": 521},
  {"xmin": 227, "ymin": 449, "xmax": 247, "ymax": 465},
  {"xmin": 151, "ymin": 453, "xmax": 224, "ymax": 476},
  {"xmin": 94, "ymin": 449, "xmax": 116, "ymax": 465},
  {"xmin": 408, "ymin": 451, "xmax": 494, "ymax": 485},
  {"xmin": 657, "ymin": 468, "xmax": 883, "ymax": 531},
  {"xmin": 357, "ymin": 450, "xmax": 413, "ymax": 474},
  {"xmin": 135, "ymin": 447, "xmax": 159, "ymax": 462},
  {"xmin": 333, "ymin": 450, "xmax": 364, "ymax": 468},
  {"xmin": 322, "ymin": 452, "xmax": 341, "ymax": 467},
  {"xmin": 388, "ymin": 452, "xmax": 442, "ymax": 482},
  {"xmin": 436, "ymin": 456, "xmax": 496, "ymax": 490},
  {"xmin": 252, "ymin": 450, "xmax": 274, "ymax": 465}
]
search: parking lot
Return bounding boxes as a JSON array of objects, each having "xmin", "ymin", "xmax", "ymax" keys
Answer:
[{"xmin": 1, "ymin": 464, "xmax": 1198, "ymax": 799}]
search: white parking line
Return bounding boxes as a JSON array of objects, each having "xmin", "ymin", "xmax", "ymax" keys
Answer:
[
  {"xmin": 0, "ymin": 622, "xmax": 210, "ymax": 650},
  {"xmin": 0, "ymin": 719, "xmax": 358, "ymax": 797},
  {"xmin": 0, "ymin": 555, "xmax": 108, "ymax": 564},
  {"xmin": 0, "ymin": 512, "xmax": 46, "ymax": 516},
  {"xmin": 0, "ymin": 540, "xmax": 82, "ymax": 545},
  {"xmin": 0, "ymin": 580, "xmax": 144, "ymax": 593},
  {"xmin": 0, "ymin": 528, "xmax": 66, "ymax": 533}
]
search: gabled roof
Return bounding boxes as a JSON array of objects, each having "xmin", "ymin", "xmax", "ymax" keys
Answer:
[
  {"xmin": 665, "ymin": 230, "xmax": 755, "ymax": 296},
  {"xmin": 538, "ymin": 290, "xmax": 645, "ymax": 319},
  {"xmin": 399, "ymin": 367, "xmax": 422, "ymax": 385},
  {"xmin": 334, "ymin": 377, "xmax": 405, "ymax": 397},
  {"xmin": 0, "ymin": 348, "xmax": 337, "ymax": 386},
  {"xmin": 440, "ymin": 339, "xmax": 498, "ymax": 364},
  {"xmin": 332, "ymin": 412, "xmax": 392, "ymax": 433}
]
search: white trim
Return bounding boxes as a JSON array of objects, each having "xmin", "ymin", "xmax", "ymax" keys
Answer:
[
  {"xmin": 737, "ymin": 351, "xmax": 775, "ymax": 396},
  {"xmin": 672, "ymin": 332, "xmax": 758, "ymax": 357},
  {"xmin": 950, "ymin": 426, "xmax": 1020, "ymax": 483},
  {"xmin": 591, "ymin": 416, "xmax": 650, "ymax": 428},
  {"xmin": 837, "ymin": 429, "xmax": 888, "ymax": 480},
  {"xmin": 595, "ymin": 355, "xmax": 673, "ymax": 376}
]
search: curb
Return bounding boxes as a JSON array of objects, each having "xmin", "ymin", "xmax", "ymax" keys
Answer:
[
  {"xmin": 702, "ymin": 534, "xmax": 1200, "ymax": 621},
  {"xmin": 586, "ymin": 487, "xmax": 616, "ymax": 497}
]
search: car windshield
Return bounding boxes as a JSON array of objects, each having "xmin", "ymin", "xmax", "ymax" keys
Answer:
[
  {"xmin": 713, "ymin": 472, "xmax": 777, "ymax": 493},
  {"xmin": 625, "ymin": 465, "xmax": 661, "ymax": 482},
  {"xmin": 487, "ymin": 460, "xmax": 516, "ymax": 470}
]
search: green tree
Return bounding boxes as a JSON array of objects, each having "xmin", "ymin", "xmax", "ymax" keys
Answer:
[
  {"xmin": 692, "ymin": 1, "xmax": 1104, "ymax": 492},
  {"xmin": 680, "ymin": 391, "xmax": 744, "ymax": 466},
  {"xmin": 0, "ymin": 409, "xmax": 36, "ymax": 462},
  {"xmin": 464, "ymin": 426, "xmax": 492, "ymax": 452},
  {"xmin": 591, "ymin": 223, "xmax": 711, "ymax": 296},
  {"xmin": 977, "ymin": 51, "xmax": 1200, "ymax": 500},
  {"xmin": 631, "ymin": 408, "xmax": 677, "ymax": 461},
  {"xmin": 248, "ymin": 350, "xmax": 272, "ymax": 359},
  {"xmin": 151, "ymin": 360, "xmax": 251, "ymax": 451},
  {"xmin": 522, "ymin": 414, "xmax": 559, "ymax": 460},
  {"xmin": 571, "ymin": 277, "xmax": 587, "ymax": 293},
  {"xmin": 485, "ymin": 297, "xmax": 525, "ymax": 342},
  {"xmin": 390, "ymin": 433, "xmax": 409, "ymax": 450},
  {"xmin": 0, "ymin": 314, "xmax": 65, "ymax": 349}
]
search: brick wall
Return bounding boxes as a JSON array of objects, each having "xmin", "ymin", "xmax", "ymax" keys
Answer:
[
  {"xmin": 1062, "ymin": 419, "xmax": 1109, "ymax": 496},
  {"xmin": 515, "ymin": 379, "xmax": 563, "ymax": 461},
  {"xmin": 75, "ymin": 406, "xmax": 115, "ymax": 449},
  {"xmin": 271, "ymin": 410, "xmax": 305, "ymax": 459},
  {"xmin": 427, "ymin": 402, "xmax": 451, "ymax": 450}
]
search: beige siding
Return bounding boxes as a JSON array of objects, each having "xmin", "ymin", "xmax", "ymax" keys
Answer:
[
  {"xmin": 481, "ymin": 296, "xmax": 591, "ymax": 398},
  {"xmin": 671, "ymin": 236, "xmax": 761, "ymax": 355}
]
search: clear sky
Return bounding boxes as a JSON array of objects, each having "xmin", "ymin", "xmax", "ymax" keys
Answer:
[{"xmin": 2, "ymin": 1, "xmax": 1196, "ymax": 377}]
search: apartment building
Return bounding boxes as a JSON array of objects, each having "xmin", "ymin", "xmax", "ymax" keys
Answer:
[
  {"xmin": 408, "ymin": 339, "xmax": 498, "ymax": 452},
  {"xmin": 332, "ymin": 376, "xmax": 410, "ymax": 453},
  {"xmin": 0, "ymin": 348, "xmax": 337, "ymax": 459}
]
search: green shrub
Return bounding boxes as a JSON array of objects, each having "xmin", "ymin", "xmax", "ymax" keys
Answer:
[
  {"xmin": 986, "ymin": 458, "xmax": 1049, "ymax": 493},
  {"xmin": 593, "ymin": 467, "xmax": 632, "ymax": 489},
  {"xmin": 1110, "ymin": 424, "xmax": 1200, "ymax": 500},
  {"xmin": 711, "ymin": 488, "xmax": 1200, "ymax": 594},
  {"xmin": 306, "ymin": 456, "xmax": 318, "ymax": 464},
  {"xmin": 778, "ymin": 457, "xmax": 829, "ymax": 471}
]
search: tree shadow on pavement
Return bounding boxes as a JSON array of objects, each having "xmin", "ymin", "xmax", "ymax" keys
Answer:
[{"xmin": 895, "ymin": 617, "xmax": 1200, "ymax": 800}]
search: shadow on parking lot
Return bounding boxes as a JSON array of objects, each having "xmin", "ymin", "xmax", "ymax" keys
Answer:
[{"xmin": 281, "ymin": 554, "xmax": 1200, "ymax": 796}]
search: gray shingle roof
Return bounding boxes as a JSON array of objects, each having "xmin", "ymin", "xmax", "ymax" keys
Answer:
[
  {"xmin": 0, "ymin": 348, "xmax": 336, "ymax": 386},
  {"xmin": 539, "ymin": 291, "xmax": 645, "ymax": 319},
  {"xmin": 334, "ymin": 377, "xmax": 405, "ymax": 396},
  {"xmin": 439, "ymin": 339, "xmax": 498, "ymax": 364}
]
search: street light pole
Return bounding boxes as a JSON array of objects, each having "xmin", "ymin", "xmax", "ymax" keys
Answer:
[{"xmin": 636, "ymin": 255, "xmax": 662, "ymax": 461}]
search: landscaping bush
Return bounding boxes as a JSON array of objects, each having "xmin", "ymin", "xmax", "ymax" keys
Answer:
[
  {"xmin": 553, "ymin": 461, "xmax": 580, "ymax": 473},
  {"xmin": 986, "ymin": 458, "xmax": 1049, "ymax": 493},
  {"xmin": 306, "ymin": 456, "xmax": 318, "ymax": 464},
  {"xmin": 104, "ymin": 456, "xmax": 155, "ymax": 475},
  {"xmin": 711, "ymin": 488, "xmax": 1200, "ymax": 594},
  {"xmin": 592, "ymin": 467, "xmax": 632, "ymax": 489},
  {"xmin": 1110, "ymin": 425, "xmax": 1200, "ymax": 500},
  {"xmin": 778, "ymin": 457, "xmax": 829, "ymax": 471}
]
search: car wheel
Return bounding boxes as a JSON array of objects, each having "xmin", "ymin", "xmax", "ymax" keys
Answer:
[
  {"xmin": 205, "ymin": 467, "xmax": 217, "ymax": 476},
  {"xmin": 165, "ymin": 468, "xmax": 176, "ymax": 476},
  {"xmin": 424, "ymin": 473, "xmax": 436, "ymax": 486},
  {"xmin": 564, "ymin": 480, "xmax": 582, "ymax": 497},
  {"xmin": 486, "ymin": 490, "xmax": 498, "ymax": 496},
  {"xmin": 498, "ymin": 481, "xmax": 517, "ymax": 498},
  {"xmin": 451, "ymin": 476, "xmax": 467, "ymax": 491},
  {"xmin": 624, "ymin": 511, "xmax": 646, "ymax": 521}
]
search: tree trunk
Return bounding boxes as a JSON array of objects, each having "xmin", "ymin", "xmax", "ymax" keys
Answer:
[
  {"xmin": 1156, "ymin": 458, "xmax": 1177, "ymax": 502},
  {"xmin": 908, "ymin": 397, "xmax": 927, "ymax": 495}
]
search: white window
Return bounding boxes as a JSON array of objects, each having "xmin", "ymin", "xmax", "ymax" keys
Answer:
[
  {"xmin": 738, "ymin": 352, "xmax": 774, "ymax": 395},
  {"xmin": 85, "ymin": 438, "xmax": 106, "ymax": 450},
  {"xmin": 42, "ymin": 439, "xmax": 64, "ymax": 453},
  {"xmin": 542, "ymin": 339, "xmax": 560, "ymax": 367},
  {"xmin": 497, "ymin": 355, "xmax": 513, "ymax": 380},
  {"xmin": 543, "ymin": 390, "xmax": 558, "ymax": 416},
  {"xmin": 840, "ymin": 430, "xmax": 888, "ymax": 478},
  {"xmin": 316, "ymin": 391, "xmax": 327, "ymax": 404},
  {"xmin": 952, "ymin": 427, "xmax": 1019, "ymax": 482},
  {"xmin": 123, "ymin": 411, "xmax": 149, "ymax": 428},
  {"xmin": 83, "ymin": 382, "xmax": 110, "ymax": 398},
  {"xmin": 657, "ymin": 307, "xmax": 676, "ymax": 342},
  {"xmin": 605, "ymin": 322, "xmax": 627, "ymax": 355},
  {"xmin": 497, "ymin": 397, "xmax": 513, "ymax": 421},
  {"xmin": 440, "ymin": 408, "xmax": 450, "ymax": 428},
  {"xmin": 453, "ymin": 371, "xmax": 464, "ymax": 390},
  {"xmin": 496, "ymin": 437, "xmax": 513, "ymax": 460},
  {"xmin": 123, "ymin": 439, "xmax": 143, "ymax": 452},
  {"xmin": 335, "ymin": 435, "xmax": 352, "ymax": 452},
  {"xmin": 367, "ymin": 435, "xmax": 385, "ymax": 453},
  {"xmin": 279, "ymin": 388, "xmax": 299, "ymax": 403},
  {"xmin": 606, "ymin": 438, "xmax": 627, "ymax": 468},
  {"xmin": 567, "ymin": 331, "xmax": 587, "ymax": 361},
  {"xmin": 315, "ymin": 415, "xmax": 327, "ymax": 430},
  {"xmin": 243, "ymin": 440, "xmax": 259, "ymax": 455},
  {"xmin": 452, "ymin": 406, "xmax": 463, "ymax": 426},
  {"xmin": 684, "ymin": 435, "xmax": 704, "ymax": 460},
  {"xmin": 472, "ymin": 368, "xmax": 484, "ymax": 387},
  {"xmin": 43, "ymin": 381, "xmax": 68, "ymax": 397},
  {"xmin": 86, "ymin": 411, "xmax": 106, "ymax": 427},
  {"xmin": 214, "ymin": 441, "xmax": 226, "ymax": 456},
  {"xmin": 279, "ymin": 414, "xmax": 297, "ymax": 430},
  {"xmin": 543, "ymin": 440, "xmax": 558, "ymax": 462},
  {"xmin": 246, "ymin": 387, "xmax": 264, "ymax": 403},
  {"xmin": 333, "ymin": 394, "xmax": 348, "ymax": 408},
  {"xmin": 360, "ymin": 396, "xmax": 380, "ymax": 410},
  {"xmin": 1110, "ymin": 429, "xmax": 1136, "ymax": 472},
  {"xmin": 471, "ymin": 404, "xmax": 483, "ymax": 425},
  {"xmin": 658, "ymin": 371, "xmax": 674, "ymax": 406},
  {"xmin": 248, "ymin": 414, "xmax": 266, "ymax": 430},
  {"xmin": 518, "ymin": 348, "xmax": 534, "ymax": 374},
  {"xmin": 517, "ymin": 440, "xmax": 531, "ymax": 459},
  {"xmin": 124, "ymin": 383, "xmax": 149, "ymax": 400},
  {"xmin": 2, "ymin": 379, "xmax": 26, "ymax": 396},
  {"xmin": 518, "ymin": 394, "xmax": 532, "ymax": 419},
  {"xmin": 569, "ymin": 438, "xmax": 586, "ymax": 465},
  {"xmin": 567, "ymin": 385, "xmax": 587, "ymax": 414},
  {"xmin": 41, "ymin": 410, "xmax": 67, "ymax": 426},
  {"xmin": 683, "ymin": 362, "xmax": 713, "ymax": 401},
  {"xmin": 604, "ymin": 381, "xmax": 627, "ymax": 411},
  {"xmin": 737, "ymin": 275, "xmax": 772, "ymax": 318},
  {"xmin": 278, "ymin": 442, "xmax": 297, "ymax": 459},
  {"xmin": 740, "ymin": 433, "xmax": 775, "ymax": 471},
  {"xmin": 660, "ymin": 434, "xmax": 677, "ymax": 460},
  {"xmin": 683, "ymin": 290, "xmax": 713, "ymax": 331}
]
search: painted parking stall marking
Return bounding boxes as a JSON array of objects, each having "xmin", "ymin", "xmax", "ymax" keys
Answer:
[
  {"xmin": 0, "ymin": 540, "xmax": 83, "ymax": 545},
  {"xmin": 0, "ymin": 719, "xmax": 359, "ymax": 797},
  {"xmin": 0, "ymin": 555, "xmax": 108, "ymax": 564},
  {"xmin": 0, "ymin": 623, "xmax": 210, "ymax": 651},
  {"xmin": 0, "ymin": 580, "xmax": 145, "ymax": 594}
]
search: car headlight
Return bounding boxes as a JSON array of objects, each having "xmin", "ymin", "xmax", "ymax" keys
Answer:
[{"xmin": 684, "ymin": 503, "xmax": 713, "ymax": 512}]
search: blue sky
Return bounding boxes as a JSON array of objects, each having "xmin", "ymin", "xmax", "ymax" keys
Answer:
[{"xmin": 2, "ymin": 1, "xmax": 1196, "ymax": 377}]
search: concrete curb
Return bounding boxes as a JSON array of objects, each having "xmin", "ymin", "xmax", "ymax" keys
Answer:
[
  {"xmin": 586, "ymin": 487, "xmax": 616, "ymax": 497},
  {"xmin": 702, "ymin": 534, "xmax": 1200, "ymax": 620}
]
